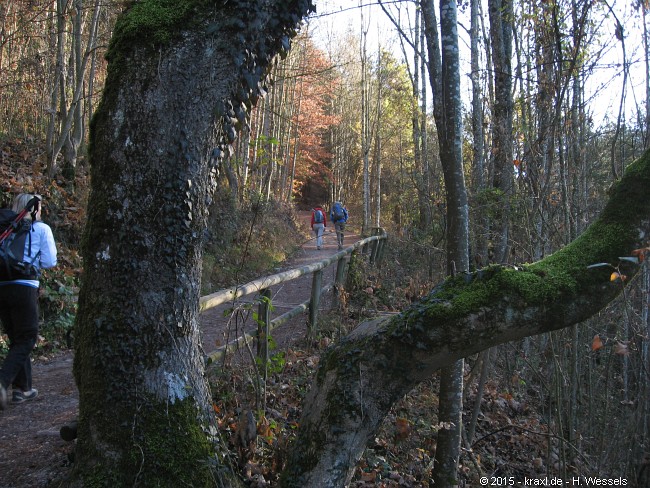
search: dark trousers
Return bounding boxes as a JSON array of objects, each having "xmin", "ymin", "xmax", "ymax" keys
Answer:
[
  {"xmin": 334, "ymin": 221, "xmax": 346, "ymax": 246},
  {"xmin": 0, "ymin": 285, "xmax": 39, "ymax": 391}
]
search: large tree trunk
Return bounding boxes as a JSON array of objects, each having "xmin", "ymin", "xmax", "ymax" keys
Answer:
[
  {"xmin": 280, "ymin": 151, "xmax": 650, "ymax": 486},
  {"xmin": 71, "ymin": 1, "xmax": 314, "ymax": 485}
]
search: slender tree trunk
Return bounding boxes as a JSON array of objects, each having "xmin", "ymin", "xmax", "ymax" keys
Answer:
[
  {"xmin": 410, "ymin": 9, "xmax": 427, "ymax": 231},
  {"xmin": 420, "ymin": 18, "xmax": 430, "ymax": 230},
  {"xmin": 373, "ymin": 48, "xmax": 383, "ymax": 229},
  {"xmin": 45, "ymin": 0, "xmax": 65, "ymax": 173},
  {"xmin": 420, "ymin": 0, "xmax": 469, "ymax": 485},
  {"xmin": 489, "ymin": 0, "xmax": 514, "ymax": 264},
  {"xmin": 250, "ymin": 99, "xmax": 266, "ymax": 193},
  {"xmin": 470, "ymin": 0, "xmax": 487, "ymax": 267},
  {"xmin": 466, "ymin": 348, "xmax": 493, "ymax": 444},
  {"xmin": 434, "ymin": 0, "xmax": 468, "ymax": 483},
  {"xmin": 360, "ymin": 7, "xmax": 372, "ymax": 235},
  {"xmin": 641, "ymin": 7, "xmax": 650, "ymax": 149}
]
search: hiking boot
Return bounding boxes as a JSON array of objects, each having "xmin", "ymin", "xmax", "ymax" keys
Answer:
[
  {"xmin": 12, "ymin": 388, "xmax": 38, "ymax": 404},
  {"xmin": 0, "ymin": 384, "xmax": 6, "ymax": 410}
]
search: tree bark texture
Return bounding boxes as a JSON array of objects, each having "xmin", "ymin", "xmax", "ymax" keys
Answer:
[
  {"xmin": 72, "ymin": 1, "xmax": 314, "ymax": 485},
  {"xmin": 280, "ymin": 152, "xmax": 650, "ymax": 486},
  {"xmin": 488, "ymin": 0, "xmax": 514, "ymax": 263},
  {"xmin": 430, "ymin": 0, "xmax": 468, "ymax": 485}
]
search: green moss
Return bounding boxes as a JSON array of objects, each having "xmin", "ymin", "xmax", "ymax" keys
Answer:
[
  {"xmin": 107, "ymin": 0, "xmax": 210, "ymax": 61},
  {"xmin": 396, "ymin": 150, "xmax": 650, "ymax": 328},
  {"xmin": 79, "ymin": 397, "xmax": 217, "ymax": 487},
  {"xmin": 128, "ymin": 400, "xmax": 216, "ymax": 486}
]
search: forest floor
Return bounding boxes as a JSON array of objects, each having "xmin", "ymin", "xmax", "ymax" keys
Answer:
[
  {"xmin": 0, "ymin": 210, "xmax": 564, "ymax": 487},
  {"xmin": 0, "ymin": 211, "xmax": 359, "ymax": 488}
]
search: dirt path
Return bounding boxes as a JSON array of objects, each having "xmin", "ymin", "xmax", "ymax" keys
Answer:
[
  {"xmin": 0, "ymin": 211, "xmax": 357, "ymax": 487},
  {"xmin": 200, "ymin": 211, "xmax": 357, "ymax": 357}
]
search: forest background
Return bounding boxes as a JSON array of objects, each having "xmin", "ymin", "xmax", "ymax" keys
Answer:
[{"xmin": 1, "ymin": 0, "xmax": 650, "ymax": 485}]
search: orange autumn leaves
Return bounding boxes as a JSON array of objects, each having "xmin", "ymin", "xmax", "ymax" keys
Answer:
[
  {"xmin": 591, "ymin": 334, "xmax": 630, "ymax": 356},
  {"xmin": 630, "ymin": 247, "xmax": 649, "ymax": 263},
  {"xmin": 587, "ymin": 244, "xmax": 648, "ymax": 355},
  {"xmin": 610, "ymin": 271, "xmax": 627, "ymax": 283}
]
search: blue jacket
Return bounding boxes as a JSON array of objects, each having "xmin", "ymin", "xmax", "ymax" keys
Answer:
[{"xmin": 0, "ymin": 220, "xmax": 57, "ymax": 288}]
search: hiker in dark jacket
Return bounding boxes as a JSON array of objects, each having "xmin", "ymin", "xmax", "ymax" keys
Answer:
[
  {"xmin": 311, "ymin": 206, "xmax": 327, "ymax": 250},
  {"xmin": 0, "ymin": 193, "xmax": 57, "ymax": 410},
  {"xmin": 330, "ymin": 201, "xmax": 349, "ymax": 250}
]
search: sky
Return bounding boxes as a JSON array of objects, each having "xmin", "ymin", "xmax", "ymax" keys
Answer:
[
  {"xmin": 308, "ymin": 1, "xmax": 411, "ymax": 51},
  {"xmin": 306, "ymin": 0, "xmax": 649, "ymax": 128}
]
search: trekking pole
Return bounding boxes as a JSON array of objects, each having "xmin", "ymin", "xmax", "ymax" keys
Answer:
[{"xmin": 0, "ymin": 196, "xmax": 41, "ymax": 245}]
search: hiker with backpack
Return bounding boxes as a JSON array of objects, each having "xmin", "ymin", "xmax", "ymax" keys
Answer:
[
  {"xmin": 330, "ymin": 201, "xmax": 349, "ymax": 250},
  {"xmin": 0, "ymin": 193, "xmax": 57, "ymax": 410},
  {"xmin": 311, "ymin": 205, "xmax": 327, "ymax": 250}
]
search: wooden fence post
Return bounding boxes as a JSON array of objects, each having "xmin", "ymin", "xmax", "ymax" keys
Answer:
[
  {"xmin": 309, "ymin": 269, "xmax": 323, "ymax": 337},
  {"xmin": 331, "ymin": 255, "xmax": 350, "ymax": 310},
  {"xmin": 372, "ymin": 227, "xmax": 386, "ymax": 265},
  {"xmin": 370, "ymin": 238, "xmax": 379, "ymax": 265},
  {"xmin": 257, "ymin": 288, "xmax": 272, "ymax": 365},
  {"xmin": 376, "ymin": 235, "xmax": 387, "ymax": 265}
]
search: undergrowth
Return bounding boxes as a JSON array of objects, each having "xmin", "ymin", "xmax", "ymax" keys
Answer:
[
  {"xmin": 0, "ymin": 139, "xmax": 306, "ymax": 359},
  {"xmin": 201, "ymin": 190, "xmax": 306, "ymax": 294}
]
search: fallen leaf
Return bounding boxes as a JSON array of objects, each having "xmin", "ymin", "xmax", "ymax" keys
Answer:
[
  {"xmin": 610, "ymin": 271, "xmax": 626, "ymax": 282},
  {"xmin": 631, "ymin": 247, "xmax": 649, "ymax": 262},
  {"xmin": 360, "ymin": 470, "xmax": 376, "ymax": 482},
  {"xmin": 614, "ymin": 342, "xmax": 629, "ymax": 356},
  {"xmin": 592, "ymin": 335, "xmax": 604, "ymax": 351},
  {"xmin": 395, "ymin": 417, "xmax": 411, "ymax": 441}
]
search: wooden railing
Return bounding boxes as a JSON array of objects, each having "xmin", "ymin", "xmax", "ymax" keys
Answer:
[{"xmin": 199, "ymin": 228, "xmax": 388, "ymax": 362}]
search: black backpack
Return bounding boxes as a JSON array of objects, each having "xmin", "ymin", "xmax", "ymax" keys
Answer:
[{"xmin": 0, "ymin": 199, "xmax": 40, "ymax": 281}]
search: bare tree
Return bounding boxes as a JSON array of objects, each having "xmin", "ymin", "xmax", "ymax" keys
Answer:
[
  {"xmin": 488, "ymin": 0, "xmax": 514, "ymax": 264},
  {"xmin": 419, "ymin": 0, "xmax": 470, "ymax": 484},
  {"xmin": 46, "ymin": 0, "xmax": 103, "ymax": 179}
]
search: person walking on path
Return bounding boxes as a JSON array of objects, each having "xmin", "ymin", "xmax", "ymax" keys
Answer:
[
  {"xmin": 0, "ymin": 193, "xmax": 57, "ymax": 410},
  {"xmin": 330, "ymin": 201, "xmax": 349, "ymax": 250},
  {"xmin": 311, "ymin": 206, "xmax": 327, "ymax": 250}
]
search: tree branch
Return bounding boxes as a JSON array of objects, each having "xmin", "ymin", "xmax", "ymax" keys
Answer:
[{"xmin": 280, "ymin": 150, "xmax": 650, "ymax": 487}]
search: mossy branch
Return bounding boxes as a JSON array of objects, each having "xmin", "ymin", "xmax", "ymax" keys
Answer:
[{"xmin": 281, "ymin": 151, "xmax": 650, "ymax": 487}]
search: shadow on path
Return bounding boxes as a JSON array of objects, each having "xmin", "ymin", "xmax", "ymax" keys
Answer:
[{"xmin": 0, "ymin": 210, "xmax": 359, "ymax": 487}]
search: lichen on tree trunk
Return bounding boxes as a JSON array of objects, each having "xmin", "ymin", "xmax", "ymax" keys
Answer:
[
  {"xmin": 70, "ymin": 0, "xmax": 315, "ymax": 486},
  {"xmin": 72, "ymin": 27, "xmax": 237, "ymax": 486}
]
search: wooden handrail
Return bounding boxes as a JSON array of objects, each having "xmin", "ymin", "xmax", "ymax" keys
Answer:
[
  {"xmin": 199, "ymin": 231, "xmax": 386, "ymax": 312},
  {"xmin": 200, "ymin": 229, "xmax": 387, "ymax": 362}
]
